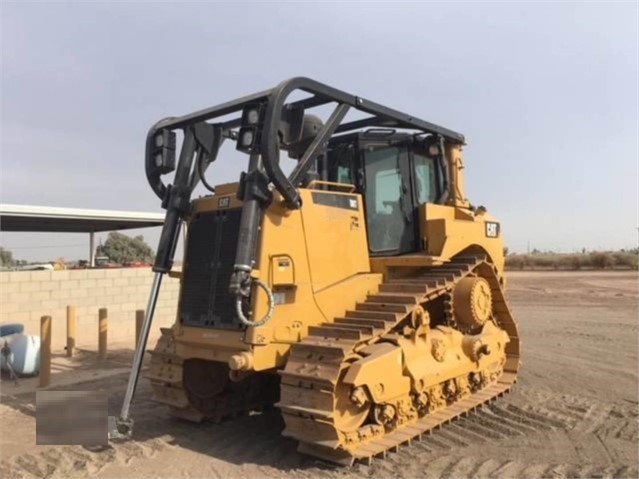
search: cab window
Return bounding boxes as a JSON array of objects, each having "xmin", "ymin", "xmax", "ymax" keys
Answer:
[
  {"xmin": 413, "ymin": 152, "xmax": 438, "ymax": 204},
  {"xmin": 329, "ymin": 146, "xmax": 355, "ymax": 184}
]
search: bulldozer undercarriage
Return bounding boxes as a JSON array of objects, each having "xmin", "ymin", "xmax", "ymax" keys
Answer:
[
  {"xmin": 148, "ymin": 252, "xmax": 520, "ymax": 465},
  {"xmin": 148, "ymin": 336, "xmax": 280, "ymax": 424}
]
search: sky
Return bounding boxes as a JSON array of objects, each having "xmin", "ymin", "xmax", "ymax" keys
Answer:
[{"xmin": 1, "ymin": 1, "xmax": 637, "ymax": 261}]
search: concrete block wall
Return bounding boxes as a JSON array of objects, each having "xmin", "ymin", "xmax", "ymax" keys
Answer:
[{"xmin": 0, "ymin": 268, "xmax": 180, "ymax": 350}]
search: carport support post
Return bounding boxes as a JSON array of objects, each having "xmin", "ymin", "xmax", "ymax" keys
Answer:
[{"xmin": 89, "ymin": 231, "xmax": 95, "ymax": 268}]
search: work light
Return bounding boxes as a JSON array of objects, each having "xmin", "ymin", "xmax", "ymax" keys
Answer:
[
  {"xmin": 236, "ymin": 103, "xmax": 265, "ymax": 153},
  {"xmin": 241, "ymin": 130, "xmax": 254, "ymax": 147},
  {"xmin": 241, "ymin": 104, "xmax": 263, "ymax": 126},
  {"xmin": 246, "ymin": 109, "xmax": 260, "ymax": 125},
  {"xmin": 151, "ymin": 129, "xmax": 176, "ymax": 174}
]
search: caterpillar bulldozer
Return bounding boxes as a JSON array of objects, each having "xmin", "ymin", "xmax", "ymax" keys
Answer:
[{"xmin": 109, "ymin": 77, "xmax": 520, "ymax": 465}]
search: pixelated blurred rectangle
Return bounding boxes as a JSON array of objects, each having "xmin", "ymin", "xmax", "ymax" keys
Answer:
[{"xmin": 36, "ymin": 391, "xmax": 107, "ymax": 446}]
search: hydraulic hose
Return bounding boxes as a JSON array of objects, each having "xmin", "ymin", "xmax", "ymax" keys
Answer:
[{"xmin": 235, "ymin": 278, "xmax": 275, "ymax": 327}]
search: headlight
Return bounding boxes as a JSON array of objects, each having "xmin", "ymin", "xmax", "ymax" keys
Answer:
[
  {"xmin": 241, "ymin": 130, "xmax": 254, "ymax": 147},
  {"xmin": 236, "ymin": 106, "xmax": 262, "ymax": 153},
  {"xmin": 150, "ymin": 129, "xmax": 176, "ymax": 174},
  {"xmin": 246, "ymin": 109, "xmax": 260, "ymax": 125}
]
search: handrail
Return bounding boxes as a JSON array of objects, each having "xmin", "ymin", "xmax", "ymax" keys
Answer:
[{"xmin": 305, "ymin": 180, "xmax": 356, "ymax": 193}]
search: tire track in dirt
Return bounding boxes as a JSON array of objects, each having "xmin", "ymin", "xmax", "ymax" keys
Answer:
[
  {"xmin": 3, "ymin": 386, "xmax": 637, "ymax": 479},
  {"xmin": 1, "ymin": 438, "xmax": 170, "ymax": 479},
  {"xmin": 329, "ymin": 389, "xmax": 639, "ymax": 479}
]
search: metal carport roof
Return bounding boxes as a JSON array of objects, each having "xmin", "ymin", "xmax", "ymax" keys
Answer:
[{"xmin": 0, "ymin": 204, "xmax": 164, "ymax": 233}]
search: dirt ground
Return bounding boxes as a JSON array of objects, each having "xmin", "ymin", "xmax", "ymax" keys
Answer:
[{"xmin": 1, "ymin": 271, "xmax": 637, "ymax": 479}]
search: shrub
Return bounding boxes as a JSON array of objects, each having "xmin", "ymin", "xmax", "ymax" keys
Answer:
[
  {"xmin": 503, "ymin": 250, "xmax": 635, "ymax": 270},
  {"xmin": 558, "ymin": 255, "xmax": 582, "ymax": 270},
  {"xmin": 505, "ymin": 255, "xmax": 527, "ymax": 270},
  {"xmin": 590, "ymin": 252, "xmax": 614, "ymax": 270},
  {"xmin": 528, "ymin": 255, "xmax": 555, "ymax": 269},
  {"xmin": 612, "ymin": 252, "xmax": 639, "ymax": 270}
]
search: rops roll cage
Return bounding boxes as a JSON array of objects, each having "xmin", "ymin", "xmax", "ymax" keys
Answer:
[
  {"xmin": 109, "ymin": 78, "xmax": 466, "ymax": 438},
  {"xmin": 145, "ymin": 77, "xmax": 464, "ymax": 205}
]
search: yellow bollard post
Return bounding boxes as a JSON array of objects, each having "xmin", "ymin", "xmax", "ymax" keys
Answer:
[
  {"xmin": 135, "ymin": 310, "xmax": 144, "ymax": 348},
  {"xmin": 40, "ymin": 315, "xmax": 51, "ymax": 387},
  {"xmin": 66, "ymin": 305, "xmax": 76, "ymax": 357},
  {"xmin": 98, "ymin": 308, "xmax": 108, "ymax": 361}
]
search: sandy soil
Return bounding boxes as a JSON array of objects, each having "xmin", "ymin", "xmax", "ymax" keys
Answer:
[{"xmin": 1, "ymin": 271, "xmax": 637, "ymax": 479}]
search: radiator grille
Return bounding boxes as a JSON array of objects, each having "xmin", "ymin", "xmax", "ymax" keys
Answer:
[{"xmin": 179, "ymin": 209, "xmax": 242, "ymax": 329}]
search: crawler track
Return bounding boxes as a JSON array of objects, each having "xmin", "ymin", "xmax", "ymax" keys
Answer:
[
  {"xmin": 147, "ymin": 329, "xmax": 279, "ymax": 423},
  {"xmin": 278, "ymin": 253, "xmax": 520, "ymax": 465}
]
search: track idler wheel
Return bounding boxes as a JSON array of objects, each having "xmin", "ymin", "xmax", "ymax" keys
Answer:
[
  {"xmin": 334, "ymin": 358, "xmax": 371, "ymax": 433},
  {"xmin": 453, "ymin": 276, "xmax": 493, "ymax": 331}
]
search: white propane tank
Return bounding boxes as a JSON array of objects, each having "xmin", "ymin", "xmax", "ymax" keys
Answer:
[{"xmin": 0, "ymin": 333, "xmax": 41, "ymax": 376}]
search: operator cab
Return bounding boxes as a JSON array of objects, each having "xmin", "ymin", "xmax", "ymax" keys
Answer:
[{"xmin": 323, "ymin": 130, "xmax": 447, "ymax": 256}]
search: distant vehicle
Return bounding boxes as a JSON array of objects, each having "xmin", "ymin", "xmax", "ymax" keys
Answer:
[
  {"xmin": 95, "ymin": 256, "xmax": 110, "ymax": 266},
  {"xmin": 123, "ymin": 261, "xmax": 152, "ymax": 268},
  {"xmin": 18, "ymin": 264, "xmax": 54, "ymax": 271},
  {"xmin": 94, "ymin": 256, "xmax": 119, "ymax": 268},
  {"xmin": 11, "ymin": 260, "xmax": 65, "ymax": 271}
]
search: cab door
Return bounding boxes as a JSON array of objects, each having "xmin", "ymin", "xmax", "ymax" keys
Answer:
[{"xmin": 361, "ymin": 143, "xmax": 417, "ymax": 255}]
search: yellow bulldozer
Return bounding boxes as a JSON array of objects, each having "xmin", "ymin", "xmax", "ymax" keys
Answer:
[{"xmin": 109, "ymin": 77, "xmax": 520, "ymax": 465}]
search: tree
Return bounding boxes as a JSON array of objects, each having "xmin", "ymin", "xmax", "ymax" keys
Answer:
[
  {"xmin": 0, "ymin": 247, "xmax": 14, "ymax": 267},
  {"xmin": 95, "ymin": 232, "xmax": 155, "ymax": 264}
]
